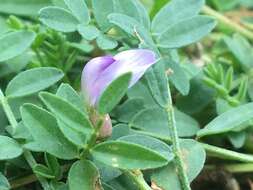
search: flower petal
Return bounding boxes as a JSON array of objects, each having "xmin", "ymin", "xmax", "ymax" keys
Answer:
[
  {"xmin": 113, "ymin": 49, "xmax": 157, "ymax": 86},
  {"xmin": 81, "ymin": 56, "xmax": 115, "ymax": 104},
  {"xmin": 89, "ymin": 49, "xmax": 156, "ymax": 105}
]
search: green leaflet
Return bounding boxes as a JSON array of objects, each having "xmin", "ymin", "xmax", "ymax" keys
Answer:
[
  {"xmin": 21, "ymin": 104, "xmax": 79, "ymax": 159},
  {"xmin": 0, "ymin": 31, "xmax": 35, "ymax": 62},
  {"xmin": 0, "ymin": 172, "xmax": 10, "ymax": 190},
  {"xmin": 68, "ymin": 160, "xmax": 101, "ymax": 190},
  {"xmin": 0, "ymin": 0, "xmax": 52, "ymax": 16},
  {"xmin": 39, "ymin": 6, "xmax": 79, "ymax": 32},
  {"xmin": 98, "ymin": 73, "xmax": 132, "ymax": 114},
  {"xmin": 0, "ymin": 136, "xmax": 23, "ymax": 160},
  {"xmin": 6, "ymin": 67, "xmax": 64, "ymax": 98},
  {"xmin": 91, "ymin": 141, "xmax": 169, "ymax": 170},
  {"xmin": 64, "ymin": 0, "xmax": 90, "ymax": 24},
  {"xmin": 39, "ymin": 92, "xmax": 93, "ymax": 147},
  {"xmin": 152, "ymin": 0, "xmax": 205, "ymax": 34},
  {"xmin": 157, "ymin": 16, "xmax": 216, "ymax": 48},
  {"xmin": 198, "ymin": 102, "xmax": 253, "ymax": 137}
]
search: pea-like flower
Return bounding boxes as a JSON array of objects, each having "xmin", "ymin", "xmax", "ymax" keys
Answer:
[{"xmin": 81, "ymin": 49, "xmax": 156, "ymax": 138}]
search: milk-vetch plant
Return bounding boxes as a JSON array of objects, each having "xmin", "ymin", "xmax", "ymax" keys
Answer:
[{"xmin": 1, "ymin": 0, "xmax": 253, "ymax": 190}]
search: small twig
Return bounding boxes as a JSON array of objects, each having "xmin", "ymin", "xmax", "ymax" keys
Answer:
[
  {"xmin": 10, "ymin": 174, "xmax": 37, "ymax": 189},
  {"xmin": 201, "ymin": 143, "xmax": 253, "ymax": 162},
  {"xmin": 205, "ymin": 163, "xmax": 253, "ymax": 173},
  {"xmin": 202, "ymin": 5, "xmax": 253, "ymax": 41},
  {"xmin": 10, "ymin": 164, "xmax": 71, "ymax": 189}
]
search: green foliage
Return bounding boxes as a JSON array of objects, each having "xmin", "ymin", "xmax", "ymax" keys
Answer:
[
  {"xmin": 0, "ymin": 136, "xmax": 23, "ymax": 160},
  {"xmin": 118, "ymin": 134, "xmax": 174, "ymax": 160},
  {"xmin": 151, "ymin": 0, "xmax": 205, "ymax": 34},
  {"xmin": 56, "ymin": 83, "xmax": 85, "ymax": 113},
  {"xmin": 39, "ymin": 92, "xmax": 93, "ymax": 147},
  {"xmin": 0, "ymin": 31, "xmax": 36, "ymax": 62},
  {"xmin": 64, "ymin": 0, "xmax": 90, "ymax": 24},
  {"xmin": 0, "ymin": 172, "xmax": 10, "ymax": 190},
  {"xmin": 1, "ymin": 0, "xmax": 253, "ymax": 189},
  {"xmin": 68, "ymin": 160, "xmax": 101, "ymax": 190},
  {"xmin": 6, "ymin": 67, "xmax": 64, "ymax": 98},
  {"xmin": 92, "ymin": 0, "xmax": 114, "ymax": 31},
  {"xmin": 98, "ymin": 73, "xmax": 132, "ymax": 114},
  {"xmin": 39, "ymin": 7, "xmax": 79, "ymax": 32},
  {"xmin": 151, "ymin": 140, "xmax": 206, "ymax": 190},
  {"xmin": 130, "ymin": 107, "xmax": 199, "ymax": 139},
  {"xmin": 197, "ymin": 102, "xmax": 253, "ymax": 137},
  {"xmin": 77, "ymin": 24, "xmax": 99, "ymax": 41},
  {"xmin": 0, "ymin": 0, "xmax": 52, "ymax": 16},
  {"xmin": 157, "ymin": 16, "xmax": 216, "ymax": 48},
  {"xmin": 91, "ymin": 141, "xmax": 169, "ymax": 169},
  {"xmin": 21, "ymin": 104, "xmax": 79, "ymax": 159}
]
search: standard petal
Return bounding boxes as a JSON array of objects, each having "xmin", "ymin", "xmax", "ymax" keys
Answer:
[
  {"xmin": 81, "ymin": 56, "xmax": 115, "ymax": 104},
  {"xmin": 113, "ymin": 49, "xmax": 157, "ymax": 86},
  {"xmin": 89, "ymin": 49, "xmax": 156, "ymax": 105}
]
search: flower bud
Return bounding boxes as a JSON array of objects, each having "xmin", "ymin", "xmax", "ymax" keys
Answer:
[
  {"xmin": 90, "ymin": 112, "xmax": 112, "ymax": 139},
  {"xmin": 98, "ymin": 114, "xmax": 112, "ymax": 139}
]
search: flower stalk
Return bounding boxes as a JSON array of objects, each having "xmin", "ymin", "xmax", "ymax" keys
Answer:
[{"xmin": 80, "ymin": 115, "xmax": 104, "ymax": 159}]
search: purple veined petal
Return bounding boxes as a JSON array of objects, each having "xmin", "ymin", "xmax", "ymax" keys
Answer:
[
  {"xmin": 81, "ymin": 56, "xmax": 115, "ymax": 104},
  {"xmin": 90, "ymin": 49, "xmax": 156, "ymax": 105}
]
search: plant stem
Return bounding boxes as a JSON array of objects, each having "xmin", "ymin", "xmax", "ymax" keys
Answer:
[
  {"xmin": 202, "ymin": 5, "xmax": 253, "ymax": 41},
  {"xmin": 136, "ymin": 24, "xmax": 191, "ymax": 190},
  {"xmin": 80, "ymin": 116, "xmax": 104, "ymax": 158},
  {"xmin": 166, "ymin": 83, "xmax": 191, "ymax": 190},
  {"xmin": 205, "ymin": 163, "xmax": 253, "ymax": 173},
  {"xmin": 23, "ymin": 151, "xmax": 49, "ymax": 189},
  {"xmin": 124, "ymin": 170, "xmax": 152, "ymax": 190},
  {"xmin": 64, "ymin": 50, "xmax": 78, "ymax": 72},
  {"xmin": 10, "ymin": 174, "xmax": 37, "ymax": 189},
  {"xmin": 34, "ymin": 49, "xmax": 44, "ymax": 67},
  {"xmin": 0, "ymin": 90, "xmax": 18, "ymax": 133},
  {"xmin": 10, "ymin": 164, "xmax": 71, "ymax": 189},
  {"xmin": 0, "ymin": 89, "xmax": 50, "ymax": 190},
  {"xmin": 201, "ymin": 143, "xmax": 253, "ymax": 162}
]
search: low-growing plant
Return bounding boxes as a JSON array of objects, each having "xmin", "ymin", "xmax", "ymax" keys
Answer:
[{"xmin": 0, "ymin": 0, "xmax": 253, "ymax": 190}]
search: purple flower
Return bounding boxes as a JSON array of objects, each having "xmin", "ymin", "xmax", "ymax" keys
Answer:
[
  {"xmin": 81, "ymin": 49, "xmax": 156, "ymax": 138},
  {"xmin": 81, "ymin": 49, "xmax": 156, "ymax": 106}
]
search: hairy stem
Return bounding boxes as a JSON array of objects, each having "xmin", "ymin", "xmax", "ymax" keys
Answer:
[
  {"xmin": 202, "ymin": 5, "xmax": 253, "ymax": 41},
  {"xmin": 166, "ymin": 83, "xmax": 191, "ymax": 190},
  {"xmin": 135, "ymin": 23, "xmax": 191, "ymax": 190},
  {"xmin": 0, "ymin": 89, "xmax": 50, "ymax": 190}
]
